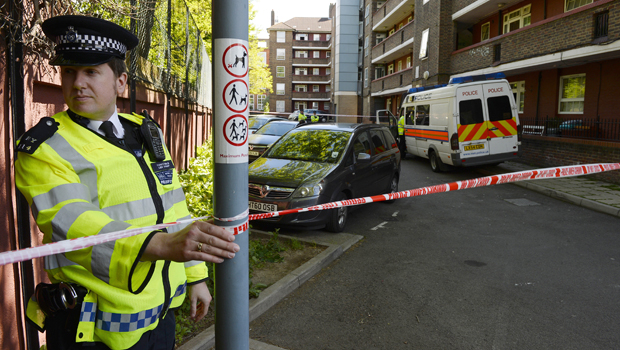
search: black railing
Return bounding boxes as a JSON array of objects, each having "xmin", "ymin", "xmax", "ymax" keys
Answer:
[{"xmin": 520, "ymin": 117, "xmax": 620, "ymax": 141}]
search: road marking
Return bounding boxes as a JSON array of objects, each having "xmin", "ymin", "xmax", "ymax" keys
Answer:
[
  {"xmin": 392, "ymin": 211, "xmax": 399, "ymax": 217},
  {"xmin": 371, "ymin": 221, "xmax": 388, "ymax": 231}
]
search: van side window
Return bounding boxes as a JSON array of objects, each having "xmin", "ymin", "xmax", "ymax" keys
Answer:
[
  {"xmin": 405, "ymin": 107, "xmax": 415, "ymax": 125},
  {"xmin": 415, "ymin": 105, "xmax": 430, "ymax": 126},
  {"xmin": 370, "ymin": 130, "xmax": 388, "ymax": 154},
  {"xmin": 353, "ymin": 132, "xmax": 372, "ymax": 160},
  {"xmin": 487, "ymin": 96, "xmax": 513, "ymax": 121},
  {"xmin": 459, "ymin": 99, "xmax": 484, "ymax": 125}
]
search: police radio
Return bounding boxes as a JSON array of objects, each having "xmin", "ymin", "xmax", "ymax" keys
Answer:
[{"xmin": 140, "ymin": 111, "xmax": 166, "ymax": 161}]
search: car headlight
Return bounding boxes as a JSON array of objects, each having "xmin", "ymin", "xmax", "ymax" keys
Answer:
[{"xmin": 293, "ymin": 182, "xmax": 323, "ymax": 198}]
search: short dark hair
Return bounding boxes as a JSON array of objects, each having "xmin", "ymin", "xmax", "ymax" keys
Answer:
[{"xmin": 106, "ymin": 57, "xmax": 127, "ymax": 78}]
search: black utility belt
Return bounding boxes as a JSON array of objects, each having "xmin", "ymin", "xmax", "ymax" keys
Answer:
[{"xmin": 35, "ymin": 282, "xmax": 88, "ymax": 316}]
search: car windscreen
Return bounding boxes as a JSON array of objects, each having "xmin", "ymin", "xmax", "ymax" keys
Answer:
[
  {"xmin": 249, "ymin": 118, "xmax": 269, "ymax": 129},
  {"xmin": 265, "ymin": 129, "xmax": 351, "ymax": 163},
  {"xmin": 256, "ymin": 122, "xmax": 296, "ymax": 136}
]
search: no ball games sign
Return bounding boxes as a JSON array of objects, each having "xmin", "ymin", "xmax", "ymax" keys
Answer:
[{"xmin": 214, "ymin": 39, "xmax": 249, "ymax": 163}]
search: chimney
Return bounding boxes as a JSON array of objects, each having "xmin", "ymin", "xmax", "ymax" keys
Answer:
[{"xmin": 271, "ymin": 10, "xmax": 275, "ymax": 26}]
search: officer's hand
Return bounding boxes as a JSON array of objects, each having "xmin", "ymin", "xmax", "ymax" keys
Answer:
[
  {"xmin": 188, "ymin": 282, "xmax": 211, "ymax": 322},
  {"xmin": 142, "ymin": 220, "xmax": 239, "ymax": 263}
]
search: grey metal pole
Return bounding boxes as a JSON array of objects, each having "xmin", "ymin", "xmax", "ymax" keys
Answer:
[{"xmin": 212, "ymin": 0, "xmax": 250, "ymax": 349}]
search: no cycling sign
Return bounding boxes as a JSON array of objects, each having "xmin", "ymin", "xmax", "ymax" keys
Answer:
[{"xmin": 214, "ymin": 38, "xmax": 249, "ymax": 164}]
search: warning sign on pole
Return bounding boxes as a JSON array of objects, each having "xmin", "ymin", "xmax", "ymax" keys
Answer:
[{"xmin": 214, "ymin": 38, "xmax": 250, "ymax": 163}]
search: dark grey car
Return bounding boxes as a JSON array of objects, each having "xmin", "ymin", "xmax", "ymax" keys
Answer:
[
  {"xmin": 248, "ymin": 120, "xmax": 299, "ymax": 163},
  {"xmin": 248, "ymin": 123, "xmax": 401, "ymax": 232}
]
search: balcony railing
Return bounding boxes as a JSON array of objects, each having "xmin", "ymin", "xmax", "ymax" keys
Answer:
[
  {"xmin": 451, "ymin": 2, "xmax": 616, "ymax": 75},
  {"xmin": 291, "ymin": 91, "xmax": 331, "ymax": 99},
  {"xmin": 371, "ymin": 67, "xmax": 413, "ymax": 93},
  {"xmin": 520, "ymin": 116, "xmax": 620, "ymax": 142},
  {"xmin": 293, "ymin": 40, "xmax": 331, "ymax": 48},
  {"xmin": 371, "ymin": 20, "xmax": 414, "ymax": 63},
  {"xmin": 291, "ymin": 74, "xmax": 331, "ymax": 82},
  {"xmin": 372, "ymin": 0, "xmax": 415, "ymax": 30},
  {"xmin": 292, "ymin": 57, "xmax": 331, "ymax": 65}
]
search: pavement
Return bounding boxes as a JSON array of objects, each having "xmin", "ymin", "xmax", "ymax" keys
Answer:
[{"xmin": 178, "ymin": 161, "xmax": 620, "ymax": 350}]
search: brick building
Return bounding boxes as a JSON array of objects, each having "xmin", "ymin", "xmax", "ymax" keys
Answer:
[{"xmin": 267, "ymin": 15, "xmax": 334, "ymax": 114}]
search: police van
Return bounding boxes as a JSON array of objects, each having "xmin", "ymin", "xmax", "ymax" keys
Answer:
[{"xmin": 400, "ymin": 73, "xmax": 521, "ymax": 172}]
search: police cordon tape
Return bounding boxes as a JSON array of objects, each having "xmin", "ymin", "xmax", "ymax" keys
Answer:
[{"xmin": 1, "ymin": 162, "xmax": 619, "ymax": 267}]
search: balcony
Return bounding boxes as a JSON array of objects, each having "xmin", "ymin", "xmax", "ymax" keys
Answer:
[
  {"xmin": 292, "ymin": 57, "xmax": 331, "ymax": 66},
  {"xmin": 291, "ymin": 74, "xmax": 331, "ymax": 83},
  {"xmin": 370, "ymin": 67, "xmax": 413, "ymax": 95},
  {"xmin": 371, "ymin": 20, "xmax": 414, "ymax": 64},
  {"xmin": 291, "ymin": 91, "xmax": 331, "ymax": 100},
  {"xmin": 451, "ymin": 1, "xmax": 620, "ymax": 76},
  {"xmin": 293, "ymin": 40, "xmax": 331, "ymax": 49},
  {"xmin": 372, "ymin": 0, "xmax": 415, "ymax": 32}
]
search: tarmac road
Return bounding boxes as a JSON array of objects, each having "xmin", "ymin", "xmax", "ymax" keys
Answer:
[{"xmin": 249, "ymin": 156, "xmax": 620, "ymax": 349}]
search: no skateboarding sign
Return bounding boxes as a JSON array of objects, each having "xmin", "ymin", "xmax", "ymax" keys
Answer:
[{"xmin": 214, "ymin": 39, "xmax": 249, "ymax": 163}]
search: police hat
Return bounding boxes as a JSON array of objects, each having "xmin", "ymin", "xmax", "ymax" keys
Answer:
[{"xmin": 42, "ymin": 15, "xmax": 138, "ymax": 66}]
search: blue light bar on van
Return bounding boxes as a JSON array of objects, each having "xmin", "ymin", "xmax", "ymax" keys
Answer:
[
  {"xmin": 407, "ymin": 84, "xmax": 447, "ymax": 93},
  {"xmin": 448, "ymin": 72, "xmax": 506, "ymax": 85}
]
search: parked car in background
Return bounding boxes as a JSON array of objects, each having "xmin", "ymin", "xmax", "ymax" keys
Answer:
[
  {"xmin": 248, "ymin": 120, "xmax": 299, "ymax": 163},
  {"xmin": 248, "ymin": 123, "xmax": 401, "ymax": 232},
  {"xmin": 249, "ymin": 115, "xmax": 284, "ymax": 134},
  {"xmin": 288, "ymin": 109, "xmax": 331, "ymax": 122},
  {"xmin": 547, "ymin": 119, "xmax": 584, "ymax": 136}
]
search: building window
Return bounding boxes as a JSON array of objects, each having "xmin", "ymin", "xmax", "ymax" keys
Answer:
[
  {"xmin": 510, "ymin": 81, "xmax": 525, "ymax": 113},
  {"xmin": 559, "ymin": 74, "xmax": 586, "ymax": 113},
  {"xmin": 364, "ymin": 35, "xmax": 369, "ymax": 49},
  {"xmin": 314, "ymin": 34, "xmax": 321, "ymax": 41},
  {"xmin": 277, "ymin": 31, "xmax": 285, "ymax": 43},
  {"xmin": 419, "ymin": 29, "xmax": 429, "ymax": 59},
  {"xmin": 257, "ymin": 94, "xmax": 266, "ymax": 110},
  {"xmin": 594, "ymin": 11, "xmax": 609, "ymax": 39},
  {"xmin": 397, "ymin": 61, "xmax": 402, "ymax": 71},
  {"xmin": 313, "ymin": 85, "xmax": 320, "ymax": 92},
  {"xmin": 276, "ymin": 100, "xmax": 285, "ymax": 112},
  {"xmin": 408, "ymin": 15, "xmax": 413, "ymax": 22},
  {"xmin": 324, "ymin": 102, "xmax": 330, "ymax": 111},
  {"xmin": 398, "ymin": 23, "xmax": 404, "ymax": 30},
  {"xmin": 365, "ymin": 4, "xmax": 370, "ymax": 25},
  {"xmin": 481, "ymin": 22, "xmax": 490, "ymax": 41},
  {"xmin": 389, "ymin": 28, "xmax": 395, "ymax": 36},
  {"xmin": 276, "ymin": 48, "xmax": 285, "ymax": 60},
  {"xmin": 295, "ymin": 67, "xmax": 307, "ymax": 75},
  {"xmin": 326, "ymin": 68, "xmax": 331, "ymax": 75},
  {"xmin": 503, "ymin": 5, "xmax": 531, "ymax": 34},
  {"xmin": 295, "ymin": 102, "xmax": 306, "ymax": 110},
  {"xmin": 566, "ymin": 0, "xmax": 593, "ymax": 11},
  {"xmin": 375, "ymin": 66, "xmax": 385, "ymax": 79},
  {"xmin": 249, "ymin": 94, "xmax": 254, "ymax": 110},
  {"xmin": 276, "ymin": 83, "xmax": 285, "ymax": 95},
  {"xmin": 313, "ymin": 68, "xmax": 320, "ymax": 75},
  {"xmin": 326, "ymin": 51, "xmax": 331, "ymax": 58},
  {"xmin": 313, "ymin": 51, "xmax": 320, "ymax": 58},
  {"xmin": 387, "ymin": 64, "xmax": 394, "ymax": 75},
  {"xmin": 325, "ymin": 85, "xmax": 331, "ymax": 92},
  {"xmin": 276, "ymin": 66, "xmax": 285, "ymax": 78},
  {"xmin": 406, "ymin": 56, "xmax": 411, "ymax": 68},
  {"xmin": 312, "ymin": 102, "xmax": 319, "ymax": 109},
  {"xmin": 296, "ymin": 33, "xmax": 308, "ymax": 40},
  {"xmin": 296, "ymin": 50, "xmax": 308, "ymax": 58},
  {"xmin": 296, "ymin": 85, "xmax": 307, "ymax": 92},
  {"xmin": 364, "ymin": 67, "xmax": 369, "ymax": 88},
  {"xmin": 327, "ymin": 34, "xmax": 331, "ymax": 41}
]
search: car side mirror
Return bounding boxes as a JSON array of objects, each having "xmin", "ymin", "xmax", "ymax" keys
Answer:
[{"xmin": 357, "ymin": 153, "xmax": 371, "ymax": 161}]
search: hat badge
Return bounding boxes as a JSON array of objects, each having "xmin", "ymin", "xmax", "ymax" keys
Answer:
[{"xmin": 66, "ymin": 26, "xmax": 78, "ymax": 43}]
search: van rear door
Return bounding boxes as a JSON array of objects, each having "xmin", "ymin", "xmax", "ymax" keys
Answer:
[
  {"xmin": 455, "ymin": 85, "xmax": 490, "ymax": 159},
  {"xmin": 482, "ymin": 82, "xmax": 519, "ymax": 155}
]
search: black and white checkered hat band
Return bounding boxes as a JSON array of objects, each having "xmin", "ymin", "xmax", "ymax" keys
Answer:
[{"xmin": 55, "ymin": 33, "xmax": 127, "ymax": 56}]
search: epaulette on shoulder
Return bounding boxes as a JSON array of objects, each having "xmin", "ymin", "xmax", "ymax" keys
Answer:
[{"xmin": 16, "ymin": 117, "xmax": 59, "ymax": 154}]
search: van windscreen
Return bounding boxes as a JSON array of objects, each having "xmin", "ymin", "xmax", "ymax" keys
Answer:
[
  {"xmin": 459, "ymin": 100, "xmax": 484, "ymax": 125},
  {"xmin": 487, "ymin": 96, "xmax": 513, "ymax": 121}
]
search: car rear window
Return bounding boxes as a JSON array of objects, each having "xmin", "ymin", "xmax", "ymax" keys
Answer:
[
  {"xmin": 266, "ymin": 129, "xmax": 351, "ymax": 163},
  {"xmin": 249, "ymin": 118, "xmax": 270, "ymax": 129},
  {"xmin": 256, "ymin": 122, "xmax": 296, "ymax": 136}
]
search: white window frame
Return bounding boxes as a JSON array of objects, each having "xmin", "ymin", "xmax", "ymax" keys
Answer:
[
  {"xmin": 364, "ymin": 67, "xmax": 369, "ymax": 88},
  {"xmin": 503, "ymin": 5, "xmax": 531, "ymax": 34},
  {"xmin": 276, "ymin": 48, "xmax": 285, "ymax": 60},
  {"xmin": 313, "ymin": 85, "xmax": 320, "ymax": 92},
  {"xmin": 326, "ymin": 34, "xmax": 331, "ymax": 41},
  {"xmin": 313, "ymin": 51, "xmax": 320, "ymax": 58},
  {"xmin": 406, "ymin": 56, "xmax": 411, "ymax": 68},
  {"xmin": 296, "ymin": 50, "xmax": 308, "ymax": 58},
  {"xmin": 313, "ymin": 68, "xmax": 320, "ymax": 75},
  {"xmin": 325, "ymin": 85, "xmax": 331, "ymax": 92},
  {"xmin": 565, "ymin": 0, "xmax": 593, "ymax": 12},
  {"xmin": 387, "ymin": 64, "xmax": 394, "ymax": 75},
  {"xmin": 481, "ymin": 22, "xmax": 490, "ymax": 41},
  {"xmin": 276, "ymin": 100, "xmax": 285, "ymax": 112},
  {"xmin": 276, "ymin": 83, "xmax": 285, "ymax": 95},
  {"xmin": 324, "ymin": 102, "xmax": 330, "ymax": 111},
  {"xmin": 295, "ymin": 102, "xmax": 307, "ymax": 110},
  {"xmin": 510, "ymin": 81, "xmax": 525, "ymax": 113},
  {"xmin": 277, "ymin": 31, "xmax": 285, "ymax": 43},
  {"xmin": 419, "ymin": 28, "xmax": 429, "ymax": 59},
  {"xmin": 312, "ymin": 102, "xmax": 319, "ymax": 109},
  {"xmin": 257, "ymin": 94, "xmax": 266, "ymax": 110},
  {"xmin": 296, "ymin": 33, "xmax": 308, "ymax": 41},
  {"xmin": 296, "ymin": 67, "xmax": 308, "ymax": 75},
  {"xmin": 314, "ymin": 34, "xmax": 321, "ymax": 41},
  {"xmin": 326, "ymin": 68, "xmax": 331, "ymax": 75},
  {"xmin": 559, "ymin": 74, "xmax": 586, "ymax": 114},
  {"xmin": 249, "ymin": 94, "xmax": 254, "ymax": 110},
  {"xmin": 397, "ymin": 61, "xmax": 402, "ymax": 71},
  {"xmin": 296, "ymin": 84, "xmax": 307, "ymax": 92},
  {"xmin": 365, "ymin": 4, "xmax": 370, "ymax": 25},
  {"xmin": 276, "ymin": 66, "xmax": 285, "ymax": 78},
  {"xmin": 326, "ymin": 51, "xmax": 331, "ymax": 58}
]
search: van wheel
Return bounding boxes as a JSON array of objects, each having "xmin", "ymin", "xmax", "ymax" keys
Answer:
[
  {"xmin": 326, "ymin": 192, "xmax": 348, "ymax": 233},
  {"xmin": 429, "ymin": 151, "xmax": 443, "ymax": 172},
  {"xmin": 385, "ymin": 175, "xmax": 399, "ymax": 204}
]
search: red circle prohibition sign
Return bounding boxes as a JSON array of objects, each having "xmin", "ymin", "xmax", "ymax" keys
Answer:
[
  {"xmin": 223, "ymin": 114, "xmax": 248, "ymax": 147},
  {"xmin": 222, "ymin": 79, "xmax": 249, "ymax": 113},
  {"xmin": 222, "ymin": 43, "xmax": 249, "ymax": 78}
]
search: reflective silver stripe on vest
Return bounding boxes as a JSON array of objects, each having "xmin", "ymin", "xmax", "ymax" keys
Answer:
[
  {"xmin": 45, "ymin": 251, "xmax": 78, "ymax": 270},
  {"xmin": 166, "ymin": 214, "xmax": 191, "ymax": 234},
  {"xmin": 91, "ymin": 220, "xmax": 132, "ymax": 283},
  {"xmin": 45, "ymin": 133, "xmax": 100, "ymax": 208},
  {"xmin": 31, "ymin": 183, "xmax": 91, "ymax": 222},
  {"xmin": 101, "ymin": 188, "xmax": 185, "ymax": 222},
  {"xmin": 184, "ymin": 260, "xmax": 203, "ymax": 268},
  {"xmin": 51, "ymin": 201, "xmax": 102, "ymax": 243}
]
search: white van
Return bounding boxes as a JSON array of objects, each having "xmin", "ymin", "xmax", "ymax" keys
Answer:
[{"xmin": 400, "ymin": 73, "xmax": 521, "ymax": 172}]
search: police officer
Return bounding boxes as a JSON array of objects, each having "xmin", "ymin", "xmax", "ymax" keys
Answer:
[
  {"xmin": 398, "ymin": 112, "xmax": 406, "ymax": 156},
  {"xmin": 297, "ymin": 109, "xmax": 307, "ymax": 124},
  {"xmin": 15, "ymin": 15, "xmax": 239, "ymax": 350},
  {"xmin": 311, "ymin": 111, "xmax": 319, "ymax": 123}
]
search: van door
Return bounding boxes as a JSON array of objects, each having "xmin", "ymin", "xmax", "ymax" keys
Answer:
[
  {"xmin": 482, "ymin": 82, "xmax": 519, "ymax": 155},
  {"xmin": 456, "ymin": 85, "xmax": 490, "ymax": 159}
]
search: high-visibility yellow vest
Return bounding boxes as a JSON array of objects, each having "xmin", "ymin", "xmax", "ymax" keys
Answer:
[
  {"xmin": 398, "ymin": 116, "xmax": 405, "ymax": 135},
  {"xmin": 311, "ymin": 114, "xmax": 319, "ymax": 123},
  {"xmin": 298, "ymin": 112, "xmax": 306, "ymax": 121},
  {"xmin": 16, "ymin": 111, "xmax": 207, "ymax": 350}
]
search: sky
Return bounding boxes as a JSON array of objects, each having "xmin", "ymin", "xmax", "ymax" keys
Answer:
[{"xmin": 252, "ymin": 0, "xmax": 335, "ymax": 37}]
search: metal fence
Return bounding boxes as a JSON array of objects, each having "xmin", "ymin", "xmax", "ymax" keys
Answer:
[{"xmin": 520, "ymin": 117, "xmax": 620, "ymax": 142}]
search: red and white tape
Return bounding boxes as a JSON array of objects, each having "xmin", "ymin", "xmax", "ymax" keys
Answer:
[{"xmin": 1, "ymin": 163, "xmax": 618, "ymax": 266}]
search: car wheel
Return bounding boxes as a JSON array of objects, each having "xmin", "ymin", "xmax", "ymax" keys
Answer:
[
  {"xmin": 326, "ymin": 192, "xmax": 348, "ymax": 233},
  {"xmin": 385, "ymin": 175, "xmax": 399, "ymax": 204},
  {"xmin": 429, "ymin": 151, "xmax": 442, "ymax": 172}
]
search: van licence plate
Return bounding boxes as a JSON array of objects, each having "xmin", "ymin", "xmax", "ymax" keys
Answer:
[
  {"xmin": 249, "ymin": 201, "xmax": 277, "ymax": 213},
  {"xmin": 464, "ymin": 144, "xmax": 485, "ymax": 151}
]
